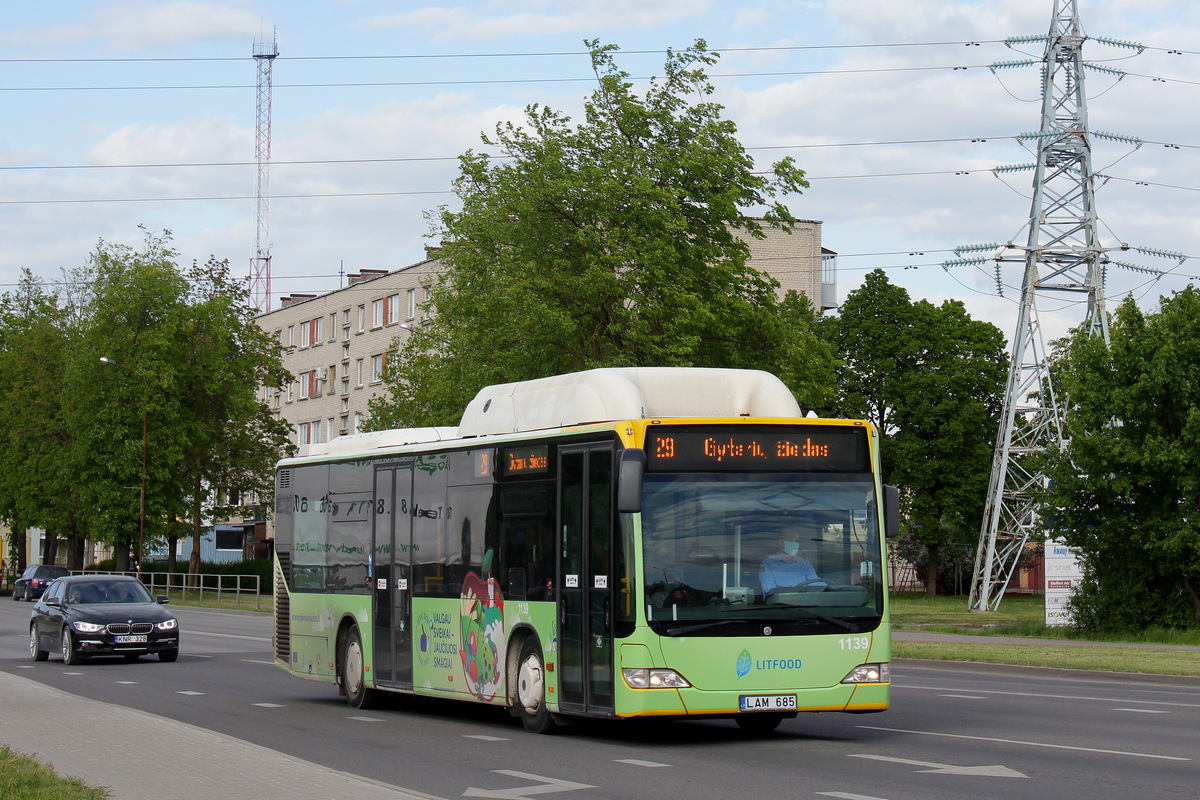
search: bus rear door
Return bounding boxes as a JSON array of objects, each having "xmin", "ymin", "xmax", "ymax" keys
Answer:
[{"xmin": 557, "ymin": 444, "xmax": 615, "ymax": 717}]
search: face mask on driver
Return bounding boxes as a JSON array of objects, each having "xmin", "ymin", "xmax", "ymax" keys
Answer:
[{"xmin": 782, "ymin": 541, "xmax": 800, "ymax": 556}]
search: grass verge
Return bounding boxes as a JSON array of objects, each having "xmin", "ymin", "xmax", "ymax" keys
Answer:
[
  {"xmin": 890, "ymin": 592, "xmax": 1200, "ymax": 676},
  {"xmin": 893, "ymin": 641, "xmax": 1200, "ymax": 676},
  {"xmin": 0, "ymin": 746, "xmax": 109, "ymax": 799}
]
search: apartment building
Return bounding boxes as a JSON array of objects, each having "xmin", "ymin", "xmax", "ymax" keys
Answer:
[{"xmin": 256, "ymin": 220, "xmax": 836, "ymax": 455}]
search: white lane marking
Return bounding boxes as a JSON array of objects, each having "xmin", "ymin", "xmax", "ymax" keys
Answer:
[
  {"xmin": 253, "ymin": 702, "xmax": 285, "ymax": 708},
  {"xmin": 177, "ymin": 690, "xmax": 205, "ymax": 696},
  {"xmin": 464, "ymin": 770, "xmax": 597, "ymax": 799},
  {"xmin": 347, "ymin": 715, "xmax": 384, "ymax": 722},
  {"xmin": 16, "ymin": 665, "xmax": 34, "ymax": 669},
  {"xmin": 185, "ymin": 630, "xmax": 270, "ymax": 642},
  {"xmin": 939, "ymin": 694, "xmax": 986, "ymax": 700},
  {"xmin": 464, "ymin": 734, "xmax": 509, "ymax": 741},
  {"xmin": 189, "ymin": 654, "xmax": 213, "ymax": 659},
  {"xmin": 1112, "ymin": 708, "xmax": 1170, "ymax": 714},
  {"xmin": 62, "ymin": 672, "xmax": 83, "ymax": 676},
  {"xmin": 849, "ymin": 753, "xmax": 1027, "ymax": 778},
  {"xmin": 243, "ymin": 659, "xmax": 276, "ymax": 665},
  {"xmin": 859, "ymin": 726, "xmax": 1191, "ymax": 761},
  {"xmin": 896, "ymin": 684, "xmax": 1200, "ymax": 710},
  {"xmin": 817, "ymin": 793, "xmax": 890, "ymax": 800},
  {"xmin": 116, "ymin": 680, "xmax": 139, "ymax": 685},
  {"xmin": 614, "ymin": 759, "xmax": 671, "ymax": 768}
]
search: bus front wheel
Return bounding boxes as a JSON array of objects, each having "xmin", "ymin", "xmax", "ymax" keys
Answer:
[
  {"xmin": 516, "ymin": 639, "xmax": 557, "ymax": 734},
  {"xmin": 343, "ymin": 627, "xmax": 379, "ymax": 709}
]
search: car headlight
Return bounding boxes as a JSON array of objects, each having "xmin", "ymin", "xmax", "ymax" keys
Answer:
[
  {"xmin": 622, "ymin": 668, "xmax": 691, "ymax": 689},
  {"xmin": 72, "ymin": 621, "xmax": 106, "ymax": 633},
  {"xmin": 841, "ymin": 663, "xmax": 890, "ymax": 684},
  {"xmin": 155, "ymin": 618, "xmax": 178, "ymax": 631}
]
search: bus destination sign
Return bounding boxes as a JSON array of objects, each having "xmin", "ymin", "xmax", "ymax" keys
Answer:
[
  {"xmin": 646, "ymin": 426, "xmax": 868, "ymax": 472},
  {"xmin": 502, "ymin": 445, "xmax": 549, "ymax": 475}
]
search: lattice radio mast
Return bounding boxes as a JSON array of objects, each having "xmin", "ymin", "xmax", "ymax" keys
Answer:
[
  {"xmin": 967, "ymin": 1, "xmax": 1115, "ymax": 611},
  {"xmin": 250, "ymin": 31, "xmax": 278, "ymax": 315}
]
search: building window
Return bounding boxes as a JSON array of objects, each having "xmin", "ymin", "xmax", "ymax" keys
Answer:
[
  {"xmin": 328, "ymin": 417, "xmax": 335, "ymax": 439},
  {"xmin": 407, "ymin": 288, "xmax": 416, "ymax": 319},
  {"xmin": 328, "ymin": 314, "xmax": 337, "ymax": 342},
  {"xmin": 287, "ymin": 325, "xmax": 295, "ymax": 347},
  {"xmin": 357, "ymin": 304, "xmax": 366, "ymax": 333},
  {"xmin": 312, "ymin": 419, "xmax": 322, "ymax": 444},
  {"xmin": 387, "ymin": 293, "xmax": 400, "ymax": 325},
  {"xmin": 354, "ymin": 411, "xmax": 363, "ymax": 433},
  {"xmin": 371, "ymin": 353, "xmax": 385, "ymax": 383},
  {"xmin": 287, "ymin": 382, "xmax": 295, "ymax": 403},
  {"xmin": 298, "ymin": 422, "xmax": 310, "ymax": 445},
  {"xmin": 356, "ymin": 358, "xmax": 364, "ymax": 387},
  {"xmin": 342, "ymin": 378, "xmax": 350, "ymax": 396},
  {"xmin": 298, "ymin": 371, "xmax": 310, "ymax": 400},
  {"xmin": 328, "ymin": 366, "xmax": 336, "ymax": 394}
]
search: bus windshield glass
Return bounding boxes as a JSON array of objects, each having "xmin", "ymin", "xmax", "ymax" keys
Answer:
[{"xmin": 641, "ymin": 472, "xmax": 884, "ymax": 635}]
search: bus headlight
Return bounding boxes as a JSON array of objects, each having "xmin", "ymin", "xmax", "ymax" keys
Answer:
[
  {"xmin": 841, "ymin": 663, "xmax": 890, "ymax": 684},
  {"xmin": 622, "ymin": 668, "xmax": 691, "ymax": 689}
]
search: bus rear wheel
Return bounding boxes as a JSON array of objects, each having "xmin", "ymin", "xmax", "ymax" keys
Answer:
[
  {"xmin": 516, "ymin": 639, "xmax": 557, "ymax": 734},
  {"xmin": 343, "ymin": 626, "xmax": 379, "ymax": 709}
]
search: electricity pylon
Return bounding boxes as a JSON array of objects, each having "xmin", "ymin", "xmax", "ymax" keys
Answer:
[
  {"xmin": 250, "ymin": 32, "xmax": 278, "ymax": 315},
  {"xmin": 967, "ymin": 0, "xmax": 1113, "ymax": 611}
]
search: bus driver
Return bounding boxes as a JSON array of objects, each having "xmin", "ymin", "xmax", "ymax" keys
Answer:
[{"xmin": 760, "ymin": 533, "xmax": 826, "ymax": 597}]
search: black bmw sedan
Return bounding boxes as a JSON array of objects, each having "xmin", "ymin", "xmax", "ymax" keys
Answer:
[{"xmin": 30, "ymin": 575, "xmax": 180, "ymax": 664}]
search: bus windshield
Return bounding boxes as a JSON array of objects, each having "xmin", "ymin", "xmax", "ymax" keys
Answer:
[{"xmin": 641, "ymin": 472, "xmax": 885, "ymax": 635}]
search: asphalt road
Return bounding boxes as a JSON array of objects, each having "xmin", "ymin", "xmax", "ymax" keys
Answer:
[{"xmin": 1, "ymin": 598, "xmax": 1197, "ymax": 800}]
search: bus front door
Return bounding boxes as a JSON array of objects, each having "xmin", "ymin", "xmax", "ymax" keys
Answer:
[
  {"xmin": 372, "ymin": 464, "xmax": 414, "ymax": 689},
  {"xmin": 558, "ymin": 445, "xmax": 615, "ymax": 716}
]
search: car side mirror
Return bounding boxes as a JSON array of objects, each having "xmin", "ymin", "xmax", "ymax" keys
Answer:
[
  {"xmin": 44, "ymin": 598, "xmax": 61, "ymax": 608},
  {"xmin": 156, "ymin": 595, "xmax": 170, "ymax": 605}
]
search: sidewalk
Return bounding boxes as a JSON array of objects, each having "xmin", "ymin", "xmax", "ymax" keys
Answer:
[{"xmin": 0, "ymin": 670, "xmax": 444, "ymax": 800}]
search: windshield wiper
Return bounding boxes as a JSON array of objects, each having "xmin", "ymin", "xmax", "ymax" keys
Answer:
[
  {"xmin": 665, "ymin": 618, "xmax": 761, "ymax": 636},
  {"xmin": 766, "ymin": 605, "xmax": 861, "ymax": 632}
]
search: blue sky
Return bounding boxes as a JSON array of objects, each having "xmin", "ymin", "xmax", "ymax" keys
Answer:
[{"xmin": 3, "ymin": 0, "xmax": 1200, "ymax": 344}]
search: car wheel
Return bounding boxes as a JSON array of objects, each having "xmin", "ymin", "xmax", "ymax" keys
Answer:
[
  {"xmin": 342, "ymin": 626, "xmax": 379, "ymax": 709},
  {"xmin": 30, "ymin": 626, "xmax": 48, "ymax": 661},
  {"xmin": 61, "ymin": 627, "xmax": 85, "ymax": 665},
  {"xmin": 515, "ymin": 638, "xmax": 558, "ymax": 734},
  {"xmin": 159, "ymin": 649, "xmax": 179, "ymax": 663}
]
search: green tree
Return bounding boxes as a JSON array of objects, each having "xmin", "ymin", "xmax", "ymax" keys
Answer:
[
  {"xmin": 4, "ymin": 230, "xmax": 293, "ymax": 574},
  {"xmin": 1040, "ymin": 289, "xmax": 1200, "ymax": 630},
  {"xmin": 830, "ymin": 270, "xmax": 1006, "ymax": 596},
  {"xmin": 367, "ymin": 40, "xmax": 823, "ymax": 429},
  {"xmin": 0, "ymin": 272, "xmax": 89, "ymax": 569}
]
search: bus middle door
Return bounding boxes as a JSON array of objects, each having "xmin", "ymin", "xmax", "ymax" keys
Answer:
[
  {"xmin": 557, "ymin": 444, "xmax": 615, "ymax": 716},
  {"xmin": 372, "ymin": 464, "xmax": 414, "ymax": 690}
]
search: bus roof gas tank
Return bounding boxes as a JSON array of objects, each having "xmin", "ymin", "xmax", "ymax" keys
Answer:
[{"xmin": 458, "ymin": 367, "xmax": 802, "ymax": 437}]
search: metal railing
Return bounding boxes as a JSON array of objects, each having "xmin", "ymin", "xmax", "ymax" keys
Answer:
[{"xmin": 80, "ymin": 570, "xmax": 264, "ymax": 610}]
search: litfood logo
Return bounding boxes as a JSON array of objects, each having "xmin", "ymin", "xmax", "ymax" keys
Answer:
[
  {"xmin": 736, "ymin": 647, "xmax": 802, "ymax": 679},
  {"xmin": 736, "ymin": 649, "xmax": 752, "ymax": 679}
]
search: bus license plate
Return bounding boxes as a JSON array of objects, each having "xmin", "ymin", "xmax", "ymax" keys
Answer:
[
  {"xmin": 116, "ymin": 635, "xmax": 148, "ymax": 644},
  {"xmin": 740, "ymin": 694, "xmax": 797, "ymax": 712}
]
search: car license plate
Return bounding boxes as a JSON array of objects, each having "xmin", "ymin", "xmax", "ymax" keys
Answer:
[
  {"xmin": 116, "ymin": 634, "xmax": 148, "ymax": 644},
  {"xmin": 739, "ymin": 694, "xmax": 797, "ymax": 712}
]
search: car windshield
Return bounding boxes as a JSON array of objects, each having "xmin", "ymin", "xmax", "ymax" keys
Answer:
[
  {"xmin": 67, "ymin": 581, "xmax": 154, "ymax": 605},
  {"xmin": 641, "ymin": 472, "xmax": 885, "ymax": 635}
]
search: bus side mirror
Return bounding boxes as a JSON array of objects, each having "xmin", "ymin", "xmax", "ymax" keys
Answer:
[
  {"xmin": 617, "ymin": 448, "xmax": 646, "ymax": 514},
  {"xmin": 883, "ymin": 485, "xmax": 900, "ymax": 538}
]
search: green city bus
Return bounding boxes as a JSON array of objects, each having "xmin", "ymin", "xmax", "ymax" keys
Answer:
[{"xmin": 273, "ymin": 367, "xmax": 898, "ymax": 733}]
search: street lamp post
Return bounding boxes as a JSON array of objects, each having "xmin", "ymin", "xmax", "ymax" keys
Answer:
[{"xmin": 100, "ymin": 357, "xmax": 147, "ymax": 577}]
